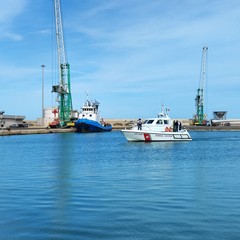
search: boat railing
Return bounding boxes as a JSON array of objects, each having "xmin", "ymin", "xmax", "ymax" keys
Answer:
[{"xmin": 141, "ymin": 126, "xmax": 152, "ymax": 131}]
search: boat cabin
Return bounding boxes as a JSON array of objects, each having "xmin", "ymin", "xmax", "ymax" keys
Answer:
[
  {"xmin": 134, "ymin": 109, "xmax": 173, "ymax": 132},
  {"xmin": 144, "ymin": 119, "xmax": 170, "ymax": 125},
  {"xmin": 78, "ymin": 100, "xmax": 100, "ymax": 122}
]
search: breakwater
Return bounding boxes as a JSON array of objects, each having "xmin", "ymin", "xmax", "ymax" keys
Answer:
[
  {"xmin": 1, "ymin": 125, "xmax": 240, "ymax": 137},
  {"xmin": 0, "ymin": 127, "xmax": 76, "ymax": 136},
  {"xmin": 186, "ymin": 125, "xmax": 240, "ymax": 131},
  {"xmin": 1, "ymin": 118, "xmax": 240, "ymax": 136}
]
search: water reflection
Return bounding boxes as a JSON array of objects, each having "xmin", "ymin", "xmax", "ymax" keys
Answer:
[{"xmin": 53, "ymin": 134, "xmax": 74, "ymax": 224}]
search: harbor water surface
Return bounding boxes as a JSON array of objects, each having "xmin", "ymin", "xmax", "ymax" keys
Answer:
[{"xmin": 0, "ymin": 131, "xmax": 240, "ymax": 240}]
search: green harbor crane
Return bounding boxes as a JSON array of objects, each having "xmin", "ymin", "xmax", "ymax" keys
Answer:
[
  {"xmin": 194, "ymin": 46, "xmax": 208, "ymax": 126},
  {"xmin": 51, "ymin": 0, "xmax": 73, "ymax": 127}
]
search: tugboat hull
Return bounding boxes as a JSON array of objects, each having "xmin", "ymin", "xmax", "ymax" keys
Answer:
[{"xmin": 75, "ymin": 119, "xmax": 112, "ymax": 133}]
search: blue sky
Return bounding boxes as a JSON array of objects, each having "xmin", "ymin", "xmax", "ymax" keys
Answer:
[{"xmin": 0, "ymin": 0, "xmax": 240, "ymax": 120}]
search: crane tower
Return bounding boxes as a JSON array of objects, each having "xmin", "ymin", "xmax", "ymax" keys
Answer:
[
  {"xmin": 52, "ymin": 0, "xmax": 73, "ymax": 127},
  {"xmin": 194, "ymin": 46, "xmax": 208, "ymax": 125}
]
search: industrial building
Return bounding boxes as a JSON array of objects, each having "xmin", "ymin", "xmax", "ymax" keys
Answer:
[{"xmin": 0, "ymin": 111, "xmax": 26, "ymax": 128}]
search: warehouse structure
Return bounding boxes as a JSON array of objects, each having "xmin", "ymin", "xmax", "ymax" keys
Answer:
[{"xmin": 0, "ymin": 111, "xmax": 26, "ymax": 128}]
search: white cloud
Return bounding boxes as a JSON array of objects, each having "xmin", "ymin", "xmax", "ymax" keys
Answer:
[
  {"xmin": 71, "ymin": 0, "xmax": 240, "ymax": 50},
  {"xmin": 80, "ymin": 0, "xmax": 123, "ymax": 19},
  {"xmin": 36, "ymin": 29, "xmax": 51, "ymax": 35},
  {"xmin": 4, "ymin": 32, "xmax": 23, "ymax": 41},
  {"xmin": 0, "ymin": 0, "xmax": 27, "ymax": 41},
  {"xmin": 0, "ymin": 0, "xmax": 27, "ymax": 23}
]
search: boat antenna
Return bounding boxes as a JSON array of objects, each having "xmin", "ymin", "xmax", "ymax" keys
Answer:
[
  {"xmin": 85, "ymin": 90, "xmax": 89, "ymax": 101},
  {"xmin": 161, "ymin": 104, "xmax": 164, "ymax": 113}
]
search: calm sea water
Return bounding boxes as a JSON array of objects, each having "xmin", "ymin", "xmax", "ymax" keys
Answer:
[{"xmin": 0, "ymin": 131, "xmax": 240, "ymax": 240}]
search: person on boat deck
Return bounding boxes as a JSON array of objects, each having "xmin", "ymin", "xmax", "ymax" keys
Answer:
[
  {"xmin": 174, "ymin": 120, "xmax": 182, "ymax": 132},
  {"xmin": 174, "ymin": 120, "xmax": 179, "ymax": 132},
  {"xmin": 179, "ymin": 121, "xmax": 182, "ymax": 131},
  {"xmin": 137, "ymin": 118, "xmax": 142, "ymax": 130},
  {"xmin": 173, "ymin": 120, "xmax": 176, "ymax": 132}
]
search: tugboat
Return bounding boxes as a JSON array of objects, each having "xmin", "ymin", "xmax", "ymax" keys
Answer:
[
  {"xmin": 75, "ymin": 99, "xmax": 112, "ymax": 133},
  {"xmin": 121, "ymin": 106, "xmax": 192, "ymax": 142}
]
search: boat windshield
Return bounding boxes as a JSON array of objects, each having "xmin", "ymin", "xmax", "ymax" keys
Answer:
[
  {"xmin": 146, "ymin": 119, "xmax": 154, "ymax": 124},
  {"xmin": 156, "ymin": 120, "xmax": 163, "ymax": 124},
  {"xmin": 83, "ymin": 107, "xmax": 94, "ymax": 111}
]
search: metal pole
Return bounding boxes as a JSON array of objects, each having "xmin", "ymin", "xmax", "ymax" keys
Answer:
[
  {"xmin": 0, "ymin": 111, "xmax": 4, "ymax": 135},
  {"xmin": 41, "ymin": 65, "xmax": 45, "ymax": 127}
]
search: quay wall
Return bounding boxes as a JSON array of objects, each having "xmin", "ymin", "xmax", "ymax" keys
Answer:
[
  {"xmin": 0, "ymin": 127, "xmax": 76, "ymax": 136},
  {"xmin": 105, "ymin": 119, "xmax": 240, "ymax": 131},
  {"xmin": 105, "ymin": 118, "xmax": 192, "ymax": 129},
  {"xmin": 1, "ymin": 119, "xmax": 240, "ymax": 136}
]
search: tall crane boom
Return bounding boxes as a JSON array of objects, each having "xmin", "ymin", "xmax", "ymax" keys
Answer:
[
  {"xmin": 194, "ymin": 46, "xmax": 208, "ymax": 125},
  {"xmin": 52, "ymin": 0, "xmax": 73, "ymax": 126}
]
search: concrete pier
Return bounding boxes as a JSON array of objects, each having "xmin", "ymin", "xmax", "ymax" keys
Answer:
[
  {"xmin": 1, "ymin": 118, "xmax": 240, "ymax": 136},
  {"xmin": 0, "ymin": 127, "xmax": 76, "ymax": 136}
]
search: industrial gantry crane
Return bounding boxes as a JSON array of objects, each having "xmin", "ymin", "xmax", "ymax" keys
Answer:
[
  {"xmin": 194, "ymin": 46, "xmax": 208, "ymax": 126},
  {"xmin": 51, "ymin": 0, "xmax": 73, "ymax": 127}
]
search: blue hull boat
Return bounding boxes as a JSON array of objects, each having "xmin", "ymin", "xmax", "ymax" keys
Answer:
[
  {"xmin": 75, "ymin": 119, "xmax": 112, "ymax": 133},
  {"xmin": 75, "ymin": 99, "xmax": 112, "ymax": 133}
]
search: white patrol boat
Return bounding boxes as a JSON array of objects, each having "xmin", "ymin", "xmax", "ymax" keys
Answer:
[{"xmin": 121, "ymin": 106, "xmax": 192, "ymax": 142}]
